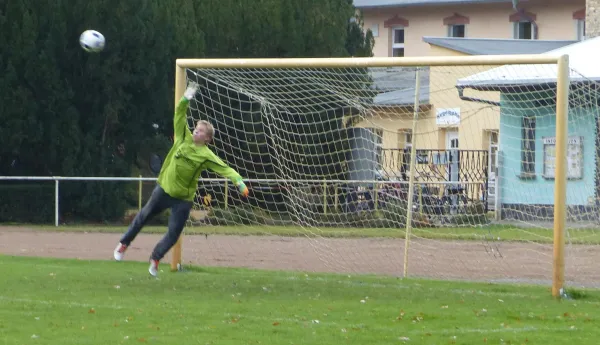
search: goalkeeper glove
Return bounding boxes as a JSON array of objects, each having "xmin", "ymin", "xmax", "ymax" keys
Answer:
[
  {"xmin": 184, "ymin": 82, "xmax": 199, "ymax": 100},
  {"xmin": 236, "ymin": 181, "xmax": 249, "ymax": 198}
]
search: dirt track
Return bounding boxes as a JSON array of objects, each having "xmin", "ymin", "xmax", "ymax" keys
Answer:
[{"xmin": 1, "ymin": 226, "xmax": 599, "ymax": 287}]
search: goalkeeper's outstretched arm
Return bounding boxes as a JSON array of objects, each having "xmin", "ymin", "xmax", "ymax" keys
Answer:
[
  {"xmin": 173, "ymin": 82, "xmax": 199, "ymax": 143},
  {"xmin": 205, "ymin": 159, "xmax": 249, "ymax": 197}
]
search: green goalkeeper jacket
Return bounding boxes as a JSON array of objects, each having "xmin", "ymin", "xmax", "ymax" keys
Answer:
[{"xmin": 157, "ymin": 96, "xmax": 244, "ymax": 201}]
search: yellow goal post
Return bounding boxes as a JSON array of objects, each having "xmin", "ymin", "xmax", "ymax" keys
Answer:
[{"xmin": 170, "ymin": 54, "xmax": 570, "ymax": 298}]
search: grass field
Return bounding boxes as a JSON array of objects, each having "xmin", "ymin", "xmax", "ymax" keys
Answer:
[
  {"xmin": 1, "ymin": 255, "xmax": 600, "ymax": 344},
  {"xmin": 17, "ymin": 223, "xmax": 600, "ymax": 244}
]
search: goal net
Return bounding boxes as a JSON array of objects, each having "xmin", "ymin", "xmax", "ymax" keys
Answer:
[{"xmin": 175, "ymin": 56, "xmax": 600, "ymax": 291}]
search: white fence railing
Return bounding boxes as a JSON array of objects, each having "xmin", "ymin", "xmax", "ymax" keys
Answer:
[{"xmin": 0, "ymin": 176, "xmax": 485, "ymax": 226}]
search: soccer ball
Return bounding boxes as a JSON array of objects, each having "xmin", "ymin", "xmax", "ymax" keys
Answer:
[{"xmin": 79, "ymin": 30, "xmax": 105, "ymax": 53}]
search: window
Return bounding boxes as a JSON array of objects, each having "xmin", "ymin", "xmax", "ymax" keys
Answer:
[
  {"xmin": 384, "ymin": 15, "xmax": 409, "ymax": 56},
  {"xmin": 490, "ymin": 131, "xmax": 499, "ymax": 146},
  {"xmin": 521, "ymin": 116, "xmax": 535, "ymax": 176},
  {"xmin": 392, "ymin": 28, "xmax": 405, "ymax": 57},
  {"xmin": 371, "ymin": 23, "xmax": 379, "ymax": 37},
  {"xmin": 573, "ymin": 9, "xmax": 585, "ymax": 40},
  {"xmin": 398, "ymin": 130, "xmax": 412, "ymax": 176},
  {"xmin": 487, "ymin": 130, "xmax": 499, "ymax": 176},
  {"xmin": 446, "ymin": 130, "xmax": 459, "ymax": 150},
  {"xmin": 371, "ymin": 128, "xmax": 384, "ymax": 169},
  {"xmin": 443, "ymin": 13, "xmax": 469, "ymax": 37},
  {"xmin": 448, "ymin": 24, "xmax": 465, "ymax": 38},
  {"xmin": 576, "ymin": 19, "xmax": 585, "ymax": 40},
  {"xmin": 514, "ymin": 21, "xmax": 535, "ymax": 39},
  {"xmin": 404, "ymin": 131, "xmax": 413, "ymax": 149},
  {"xmin": 398, "ymin": 129, "xmax": 412, "ymax": 149}
]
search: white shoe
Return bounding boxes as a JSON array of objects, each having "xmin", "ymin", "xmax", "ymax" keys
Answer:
[
  {"xmin": 149, "ymin": 259, "xmax": 159, "ymax": 277},
  {"xmin": 113, "ymin": 243, "xmax": 128, "ymax": 261}
]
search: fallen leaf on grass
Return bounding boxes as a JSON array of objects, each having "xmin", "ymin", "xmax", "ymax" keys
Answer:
[
  {"xmin": 88, "ymin": 308, "xmax": 95, "ymax": 314},
  {"xmin": 411, "ymin": 313, "xmax": 424, "ymax": 323},
  {"xmin": 272, "ymin": 322, "xmax": 280, "ymax": 326},
  {"xmin": 474, "ymin": 309, "xmax": 487, "ymax": 317}
]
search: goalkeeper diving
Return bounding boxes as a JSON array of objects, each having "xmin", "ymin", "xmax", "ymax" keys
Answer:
[{"xmin": 113, "ymin": 82, "xmax": 249, "ymax": 277}]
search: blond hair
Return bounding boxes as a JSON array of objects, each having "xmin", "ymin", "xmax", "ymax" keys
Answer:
[{"xmin": 196, "ymin": 120, "xmax": 215, "ymax": 142}]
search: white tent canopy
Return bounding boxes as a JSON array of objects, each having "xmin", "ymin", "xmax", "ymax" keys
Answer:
[{"xmin": 456, "ymin": 37, "xmax": 600, "ymax": 89}]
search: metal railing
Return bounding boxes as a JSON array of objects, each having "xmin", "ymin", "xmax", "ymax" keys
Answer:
[{"xmin": 0, "ymin": 176, "xmax": 486, "ymax": 226}]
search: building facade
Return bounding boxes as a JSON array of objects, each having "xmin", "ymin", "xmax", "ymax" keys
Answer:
[
  {"xmin": 354, "ymin": 0, "xmax": 586, "ymax": 57},
  {"xmin": 351, "ymin": 0, "xmax": 600, "ymax": 216},
  {"xmin": 457, "ymin": 37, "xmax": 600, "ymax": 220}
]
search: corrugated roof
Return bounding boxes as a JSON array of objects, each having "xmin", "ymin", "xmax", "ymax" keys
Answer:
[
  {"xmin": 370, "ymin": 67, "xmax": 430, "ymax": 106},
  {"xmin": 354, "ymin": 0, "xmax": 514, "ymax": 9},
  {"xmin": 423, "ymin": 37, "xmax": 578, "ymax": 56},
  {"xmin": 368, "ymin": 37, "xmax": 578, "ymax": 105},
  {"xmin": 457, "ymin": 36, "xmax": 600, "ymax": 89},
  {"xmin": 373, "ymin": 85, "xmax": 430, "ymax": 106}
]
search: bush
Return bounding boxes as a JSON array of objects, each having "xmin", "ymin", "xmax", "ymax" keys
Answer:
[
  {"xmin": 0, "ymin": 184, "xmax": 55, "ymax": 223},
  {"xmin": 59, "ymin": 181, "xmax": 130, "ymax": 224}
]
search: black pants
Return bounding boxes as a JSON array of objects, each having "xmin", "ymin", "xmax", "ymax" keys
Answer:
[{"xmin": 120, "ymin": 184, "xmax": 192, "ymax": 261}]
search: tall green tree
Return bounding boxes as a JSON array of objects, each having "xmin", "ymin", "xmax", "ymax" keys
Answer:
[
  {"xmin": 0, "ymin": 0, "xmax": 374, "ymax": 221},
  {"xmin": 0, "ymin": 0, "xmax": 206, "ymax": 222}
]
